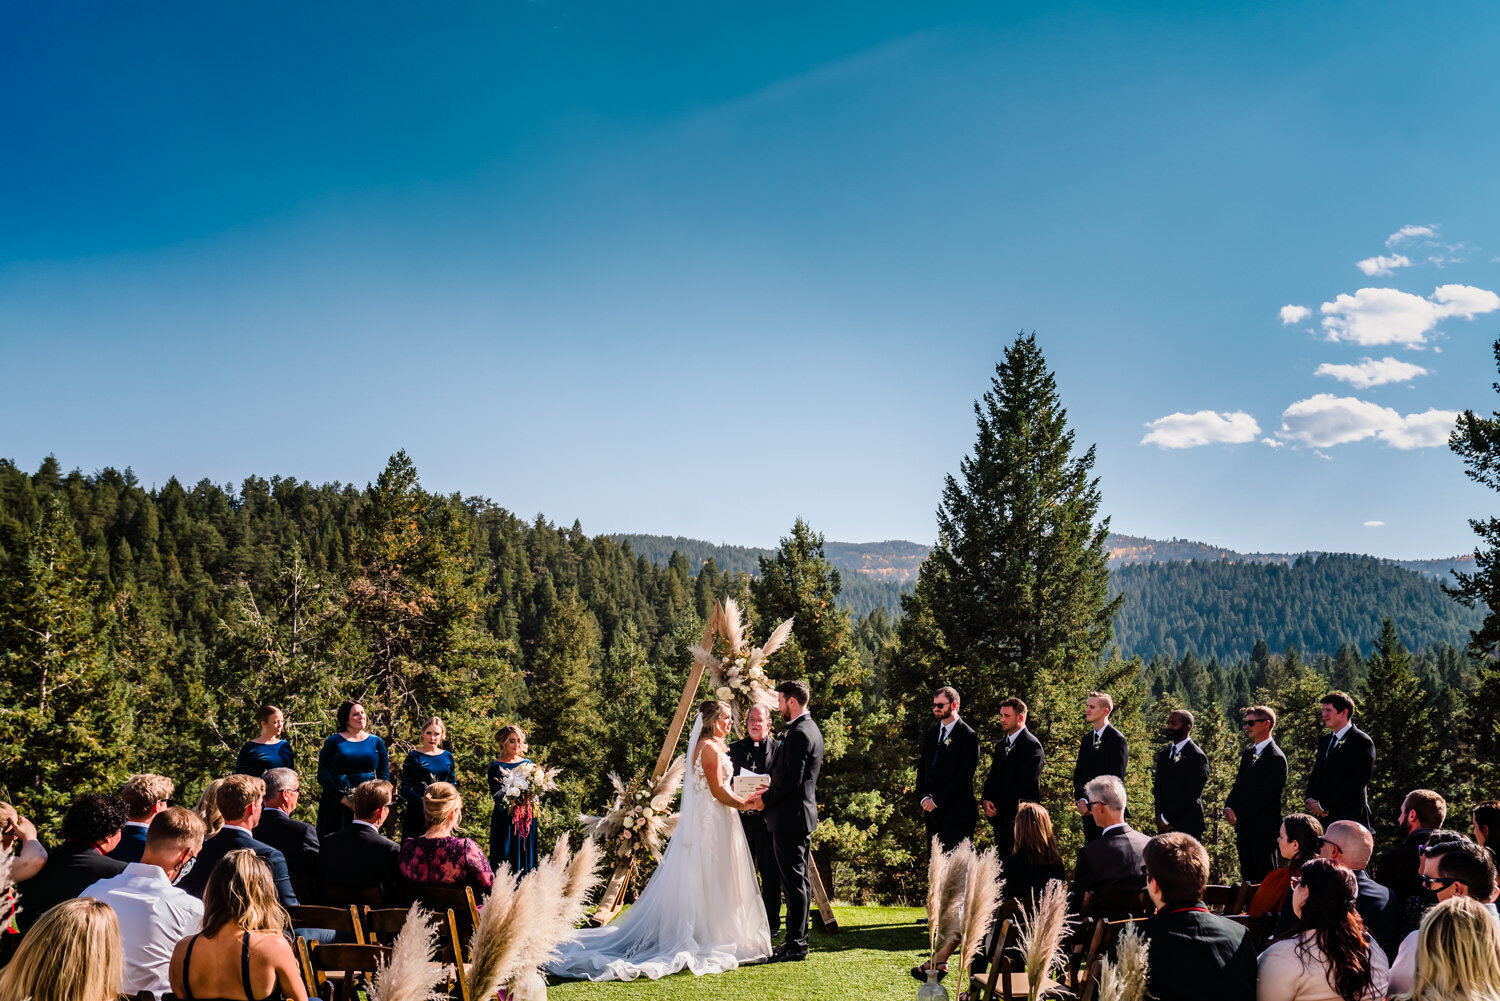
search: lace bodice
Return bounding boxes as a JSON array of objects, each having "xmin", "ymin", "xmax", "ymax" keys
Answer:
[{"xmin": 691, "ymin": 741, "xmax": 730, "ymax": 794}]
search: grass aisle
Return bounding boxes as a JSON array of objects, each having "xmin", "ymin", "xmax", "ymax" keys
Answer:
[{"xmin": 547, "ymin": 905, "xmax": 927, "ymax": 1000}]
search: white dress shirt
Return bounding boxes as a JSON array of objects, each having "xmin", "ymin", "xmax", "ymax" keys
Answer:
[{"xmin": 82, "ymin": 861, "xmax": 204, "ymax": 993}]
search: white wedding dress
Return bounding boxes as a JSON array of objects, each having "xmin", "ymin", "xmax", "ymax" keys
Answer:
[{"xmin": 546, "ymin": 718, "xmax": 773, "ymax": 981}]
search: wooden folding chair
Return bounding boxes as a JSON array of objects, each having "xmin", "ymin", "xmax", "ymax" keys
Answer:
[
  {"xmin": 1202, "ymin": 884, "xmax": 1236, "ymax": 912},
  {"xmin": 410, "ymin": 884, "xmax": 480, "ymax": 942},
  {"xmin": 1079, "ymin": 889, "xmax": 1152, "ymax": 919},
  {"xmin": 1233, "ymin": 881, "xmax": 1259, "ymax": 913},
  {"xmin": 360, "ymin": 907, "xmax": 411, "ymax": 947},
  {"xmin": 436, "ymin": 908, "xmax": 472, "ymax": 1001},
  {"xmin": 318, "ymin": 880, "xmax": 385, "ymax": 909},
  {"xmin": 1226, "ymin": 912, "xmax": 1274, "ymax": 950},
  {"xmin": 1068, "ymin": 917, "xmax": 1148, "ymax": 997},
  {"xmin": 288, "ymin": 904, "xmax": 365, "ymax": 944},
  {"xmin": 305, "ymin": 942, "xmax": 391, "ymax": 1001}
]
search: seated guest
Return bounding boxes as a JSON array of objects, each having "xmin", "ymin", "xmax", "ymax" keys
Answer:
[
  {"xmin": 195, "ymin": 777, "xmax": 227, "ymax": 837},
  {"xmin": 320, "ymin": 779, "xmax": 402, "ymax": 904},
  {"xmin": 399, "ymin": 782, "xmax": 493, "ymax": 894},
  {"xmin": 1139, "ymin": 832, "xmax": 1257, "ymax": 1001},
  {"xmin": 168, "ymin": 849, "xmax": 310, "ymax": 1001},
  {"xmin": 1388, "ymin": 839, "xmax": 1499, "ymax": 997},
  {"xmin": 15, "ymin": 793, "xmax": 128, "ymax": 935},
  {"xmin": 1256, "ymin": 857, "xmax": 1389, "ymax": 1001},
  {"xmin": 1247, "ymin": 813, "xmax": 1322, "ymax": 919},
  {"xmin": 1474, "ymin": 801, "xmax": 1499, "ymax": 869},
  {"xmin": 178, "ymin": 774, "xmax": 298, "ymax": 907},
  {"xmin": 80, "ymin": 807, "xmax": 206, "ymax": 996},
  {"xmin": 1318, "ymin": 820, "xmax": 1398, "ymax": 957},
  {"xmin": 254, "ymin": 767, "xmax": 319, "ymax": 898},
  {"xmin": 1002, "ymin": 801, "xmax": 1068, "ymax": 903},
  {"xmin": 1394, "ymin": 828, "xmax": 1469, "ymax": 942},
  {"xmin": 1403, "ymin": 895, "xmax": 1500, "ymax": 1001},
  {"xmin": 109, "ymin": 773, "xmax": 175, "ymax": 864},
  {"xmin": 0, "ymin": 896, "xmax": 123, "ymax": 1001},
  {"xmin": 1376, "ymin": 788, "xmax": 1446, "ymax": 904},
  {"xmin": 0, "ymin": 802, "xmax": 48, "ymax": 881},
  {"xmin": 1070, "ymin": 775, "xmax": 1151, "ymax": 900}
]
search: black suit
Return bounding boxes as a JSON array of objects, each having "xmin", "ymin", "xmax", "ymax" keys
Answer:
[
  {"xmin": 1070, "ymin": 824, "xmax": 1151, "ymax": 898},
  {"xmin": 255, "ymin": 807, "xmax": 320, "ymax": 900},
  {"xmin": 1305, "ymin": 725, "xmax": 1375, "ymax": 827},
  {"xmin": 980, "ymin": 727, "xmax": 1045, "ymax": 856},
  {"xmin": 1224, "ymin": 740, "xmax": 1287, "ymax": 883},
  {"xmin": 1138, "ymin": 904, "xmax": 1258, "ymax": 1001},
  {"xmin": 916, "ymin": 717, "xmax": 979, "ymax": 851},
  {"xmin": 729, "ymin": 734, "xmax": 782, "ymax": 933},
  {"xmin": 320, "ymin": 821, "xmax": 402, "ymax": 903},
  {"xmin": 1374, "ymin": 827, "xmax": 1432, "ymax": 906},
  {"xmin": 1354, "ymin": 868, "xmax": 1399, "ymax": 957},
  {"xmin": 1073, "ymin": 724, "xmax": 1128, "ymax": 842},
  {"xmin": 180, "ymin": 825, "xmax": 299, "ymax": 906},
  {"xmin": 759, "ymin": 712, "xmax": 824, "ymax": 954},
  {"xmin": 15, "ymin": 842, "xmax": 127, "ymax": 935},
  {"xmin": 1153, "ymin": 739, "xmax": 1209, "ymax": 838},
  {"xmin": 107, "ymin": 823, "xmax": 150, "ymax": 864}
]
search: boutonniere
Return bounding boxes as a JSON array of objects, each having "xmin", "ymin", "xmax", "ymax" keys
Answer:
[{"xmin": 942, "ymin": 736, "xmax": 954, "ymax": 748}]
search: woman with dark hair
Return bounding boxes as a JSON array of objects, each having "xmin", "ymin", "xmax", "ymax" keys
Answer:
[
  {"xmin": 1257, "ymin": 857, "xmax": 1389, "ymax": 1000},
  {"xmin": 487, "ymin": 723, "xmax": 539, "ymax": 873},
  {"xmin": 235, "ymin": 705, "xmax": 295, "ymax": 778},
  {"xmin": 1248, "ymin": 813, "xmax": 1324, "ymax": 918},
  {"xmin": 315, "ymin": 700, "xmax": 389, "ymax": 837},
  {"xmin": 399, "ymin": 716, "xmax": 457, "ymax": 842}
]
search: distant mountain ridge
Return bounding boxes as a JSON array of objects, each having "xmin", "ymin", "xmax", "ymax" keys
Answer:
[{"xmin": 1104, "ymin": 533, "xmax": 1474, "ymax": 582}]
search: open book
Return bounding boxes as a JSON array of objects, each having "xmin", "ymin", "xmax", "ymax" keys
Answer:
[{"xmin": 731, "ymin": 772, "xmax": 771, "ymax": 797}]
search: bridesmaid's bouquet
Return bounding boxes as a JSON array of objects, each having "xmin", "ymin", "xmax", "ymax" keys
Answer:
[
  {"xmin": 497, "ymin": 761, "xmax": 561, "ymax": 837},
  {"xmin": 690, "ymin": 598, "xmax": 793, "ymax": 732}
]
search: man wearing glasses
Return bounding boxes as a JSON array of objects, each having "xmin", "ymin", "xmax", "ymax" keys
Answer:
[
  {"xmin": 1387, "ymin": 839, "xmax": 1499, "ymax": 996},
  {"xmin": 1318, "ymin": 820, "xmax": 1398, "ymax": 955},
  {"xmin": 916, "ymin": 686, "xmax": 980, "ymax": 851},
  {"xmin": 1223, "ymin": 705, "xmax": 1287, "ymax": 882},
  {"xmin": 82, "ymin": 806, "xmax": 206, "ymax": 996}
]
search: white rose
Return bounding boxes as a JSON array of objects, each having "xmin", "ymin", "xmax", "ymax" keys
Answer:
[
  {"xmin": 748, "ymin": 666, "xmax": 765, "ymax": 680},
  {"xmin": 642, "ymin": 807, "xmax": 654, "ymax": 818},
  {"xmin": 730, "ymin": 678, "xmax": 743, "ymax": 689},
  {"xmin": 650, "ymin": 795, "xmax": 668, "ymax": 811},
  {"xmin": 716, "ymin": 686, "xmax": 732, "ymax": 701},
  {"xmin": 623, "ymin": 816, "xmax": 635, "ymax": 829}
]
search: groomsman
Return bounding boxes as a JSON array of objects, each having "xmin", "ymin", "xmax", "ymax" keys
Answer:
[
  {"xmin": 1073, "ymin": 691, "xmax": 1128, "ymax": 843},
  {"xmin": 980, "ymin": 697, "xmax": 1044, "ymax": 855},
  {"xmin": 916, "ymin": 687, "xmax": 979, "ymax": 851},
  {"xmin": 1153, "ymin": 710, "xmax": 1208, "ymax": 838},
  {"xmin": 729, "ymin": 703, "xmax": 782, "ymax": 935},
  {"xmin": 1224, "ymin": 705, "xmax": 1287, "ymax": 883},
  {"xmin": 1305, "ymin": 690, "xmax": 1375, "ymax": 828}
]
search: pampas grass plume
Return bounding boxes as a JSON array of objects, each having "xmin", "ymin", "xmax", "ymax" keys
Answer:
[
  {"xmin": 1017, "ymin": 878, "xmax": 1072, "ymax": 1000},
  {"xmin": 369, "ymin": 903, "xmax": 446, "ymax": 1001},
  {"xmin": 1115, "ymin": 921, "xmax": 1151, "ymax": 1001},
  {"xmin": 958, "ymin": 846, "xmax": 1004, "ymax": 981},
  {"xmin": 934, "ymin": 840, "xmax": 971, "ymax": 957},
  {"xmin": 926, "ymin": 836, "xmax": 950, "ymax": 960}
]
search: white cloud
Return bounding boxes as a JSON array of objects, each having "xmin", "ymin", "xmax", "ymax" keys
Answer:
[
  {"xmin": 1141, "ymin": 410, "xmax": 1261, "ymax": 449},
  {"xmin": 1356, "ymin": 254, "xmax": 1412, "ymax": 276},
  {"xmin": 1364, "ymin": 521, "xmax": 1385, "ymax": 527},
  {"xmin": 1314, "ymin": 356, "xmax": 1429, "ymax": 389},
  {"xmin": 1318, "ymin": 284, "xmax": 1500, "ymax": 347},
  {"xmin": 1387, "ymin": 224, "xmax": 1437, "ymax": 247},
  {"xmin": 1276, "ymin": 394, "xmax": 1459, "ymax": 449},
  {"xmin": 1280, "ymin": 304, "xmax": 1311, "ymax": 325},
  {"xmin": 1261, "ymin": 437, "xmax": 1284, "ymax": 449}
]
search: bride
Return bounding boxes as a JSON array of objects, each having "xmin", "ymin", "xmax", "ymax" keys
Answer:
[{"xmin": 546, "ymin": 699, "xmax": 773, "ymax": 981}]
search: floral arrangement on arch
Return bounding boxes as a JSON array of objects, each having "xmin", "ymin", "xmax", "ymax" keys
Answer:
[
  {"xmin": 578, "ymin": 756, "xmax": 687, "ymax": 868},
  {"xmin": 496, "ymin": 760, "xmax": 561, "ymax": 839},
  {"xmin": 691, "ymin": 597, "xmax": 793, "ymax": 732}
]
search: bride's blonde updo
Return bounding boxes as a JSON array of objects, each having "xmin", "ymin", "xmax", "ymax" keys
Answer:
[{"xmin": 698, "ymin": 700, "xmax": 731, "ymax": 734}]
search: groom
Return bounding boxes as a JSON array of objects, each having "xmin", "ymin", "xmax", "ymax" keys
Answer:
[{"xmin": 745, "ymin": 679, "xmax": 824, "ymax": 963}]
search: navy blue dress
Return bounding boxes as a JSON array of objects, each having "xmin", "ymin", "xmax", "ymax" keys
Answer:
[
  {"xmin": 235, "ymin": 739, "xmax": 295, "ymax": 778},
  {"xmin": 487, "ymin": 759, "xmax": 539, "ymax": 874},
  {"xmin": 399, "ymin": 749, "xmax": 457, "ymax": 842},
  {"xmin": 316, "ymin": 733, "xmax": 390, "ymax": 837}
]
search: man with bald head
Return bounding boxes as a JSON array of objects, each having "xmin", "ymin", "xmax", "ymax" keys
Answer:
[
  {"xmin": 1320, "ymin": 819, "xmax": 1398, "ymax": 954},
  {"xmin": 729, "ymin": 703, "xmax": 782, "ymax": 936}
]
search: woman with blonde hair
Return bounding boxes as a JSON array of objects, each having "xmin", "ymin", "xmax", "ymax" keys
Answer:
[
  {"xmin": 1408, "ymin": 895, "xmax": 1500, "ymax": 1001},
  {"xmin": 488, "ymin": 722, "xmax": 539, "ymax": 873},
  {"xmin": 399, "ymin": 781, "xmax": 494, "ymax": 893},
  {"xmin": 196, "ymin": 777, "xmax": 228, "ymax": 837},
  {"xmin": 169, "ymin": 848, "xmax": 308, "ymax": 1001},
  {"xmin": 0, "ymin": 896, "xmax": 122, "ymax": 1001}
]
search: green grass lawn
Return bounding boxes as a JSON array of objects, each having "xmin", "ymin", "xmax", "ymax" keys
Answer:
[{"xmin": 547, "ymin": 905, "xmax": 928, "ymax": 1000}]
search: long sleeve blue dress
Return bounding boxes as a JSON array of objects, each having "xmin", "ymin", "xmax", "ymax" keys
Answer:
[{"xmin": 316, "ymin": 732, "xmax": 389, "ymax": 836}]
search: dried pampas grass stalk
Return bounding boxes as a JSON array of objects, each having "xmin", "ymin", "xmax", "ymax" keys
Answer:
[
  {"xmin": 957, "ymin": 846, "xmax": 1004, "ymax": 983},
  {"xmin": 933, "ymin": 840, "xmax": 971, "ymax": 957},
  {"xmin": 926, "ymin": 836, "xmax": 950, "ymax": 961},
  {"xmin": 503, "ymin": 851, "xmax": 568, "ymax": 991},
  {"xmin": 1016, "ymin": 878, "xmax": 1072, "ymax": 1000},
  {"xmin": 464, "ymin": 866, "xmax": 527, "ymax": 1000},
  {"xmin": 1102, "ymin": 921, "xmax": 1150, "ymax": 1001},
  {"xmin": 368, "ymin": 903, "xmax": 446, "ymax": 1001}
]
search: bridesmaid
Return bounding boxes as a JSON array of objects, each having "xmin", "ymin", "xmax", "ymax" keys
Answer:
[
  {"xmin": 235, "ymin": 704, "xmax": 295, "ymax": 778},
  {"xmin": 487, "ymin": 724, "xmax": 539, "ymax": 874},
  {"xmin": 316, "ymin": 700, "xmax": 390, "ymax": 837},
  {"xmin": 399, "ymin": 716, "xmax": 457, "ymax": 843}
]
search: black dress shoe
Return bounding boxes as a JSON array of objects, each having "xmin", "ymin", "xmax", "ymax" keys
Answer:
[
  {"xmin": 769, "ymin": 948, "xmax": 808, "ymax": 963},
  {"xmin": 911, "ymin": 964, "xmax": 947, "ymax": 982}
]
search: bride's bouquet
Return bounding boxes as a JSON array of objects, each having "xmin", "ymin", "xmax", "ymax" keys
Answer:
[
  {"xmin": 497, "ymin": 760, "xmax": 561, "ymax": 838},
  {"xmin": 690, "ymin": 598, "xmax": 793, "ymax": 732},
  {"xmin": 578, "ymin": 756, "xmax": 686, "ymax": 868}
]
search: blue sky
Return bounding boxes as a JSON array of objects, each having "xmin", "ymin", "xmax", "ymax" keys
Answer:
[{"xmin": 4, "ymin": 1, "xmax": 1499, "ymax": 559}]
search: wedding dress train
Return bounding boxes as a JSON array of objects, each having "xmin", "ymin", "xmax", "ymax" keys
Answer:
[{"xmin": 545, "ymin": 719, "xmax": 773, "ymax": 981}]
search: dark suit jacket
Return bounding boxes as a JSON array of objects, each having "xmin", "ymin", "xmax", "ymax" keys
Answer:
[
  {"xmin": 1224, "ymin": 740, "xmax": 1288, "ymax": 838},
  {"xmin": 1153, "ymin": 739, "xmax": 1209, "ymax": 836},
  {"xmin": 1071, "ymin": 824, "xmax": 1151, "ymax": 897},
  {"xmin": 916, "ymin": 718, "xmax": 979, "ymax": 826},
  {"xmin": 1354, "ymin": 868, "xmax": 1399, "ymax": 956},
  {"xmin": 1374, "ymin": 827, "xmax": 1431, "ymax": 905},
  {"xmin": 15, "ymin": 842, "xmax": 127, "ymax": 934},
  {"xmin": 1073, "ymin": 724, "xmax": 1128, "ymax": 801},
  {"xmin": 760, "ymin": 713, "xmax": 823, "ymax": 835},
  {"xmin": 320, "ymin": 822, "xmax": 401, "ymax": 900},
  {"xmin": 1138, "ymin": 904, "xmax": 1258, "ymax": 1001},
  {"xmin": 180, "ymin": 825, "xmax": 299, "ymax": 906},
  {"xmin": 1305, "ymin": 726, "xmax": 1375, "ymax": 826},
  {"xmin": 981, "ymin": 727, "xmax": 1045, "ymax": 821},
  {"xmin": 107, "ymin": 823, "xmax": 150, "ymax": 864},
  {"xmin": 728, "ymin": 735, "xmax": 780, "ymax": 838},
  {"xmin": 255, "ymin": 807, "xmax": 320, "ymax": 895}
]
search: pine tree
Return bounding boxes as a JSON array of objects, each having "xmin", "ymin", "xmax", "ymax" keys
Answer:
[
  {"xmin": 1447, "ymin": 336, "xmax": 1500, "ymax": 655},
  {"xmin": 1255, "ymin": 647, "xmax": 1325, "ymax": 816},
  {"xmin": 1360, "ymin": 619, "xmax": 1436, "ymax": 840}
]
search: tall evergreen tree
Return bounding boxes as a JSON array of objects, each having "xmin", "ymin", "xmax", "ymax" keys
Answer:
[
  {"xmin": 1448, "ymin": 336, "xmax": 1500, "ymax": 655},
  {"xmin": 1359, "ymin": 618, "xmax": 1435, "ymax": 841}
]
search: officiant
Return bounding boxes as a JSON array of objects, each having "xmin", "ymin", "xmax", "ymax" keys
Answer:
[{"xmin": 729, "ymin": 703, "xmax": 782, "ymax": 936}]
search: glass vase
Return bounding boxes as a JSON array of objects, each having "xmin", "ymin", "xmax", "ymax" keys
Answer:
[{"xmin": 917, "ymin": 969, "xmax": 951, "ymax": 1001}]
